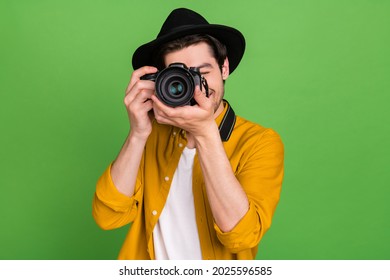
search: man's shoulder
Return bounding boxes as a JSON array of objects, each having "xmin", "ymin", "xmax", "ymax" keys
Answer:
[
  {"xmin": 229, "ymin": 115, "xmax": 284, "ymax": 157},
  {"xmin": 234, "ymin": 114, "xmax": 281, "ymax": 140}
]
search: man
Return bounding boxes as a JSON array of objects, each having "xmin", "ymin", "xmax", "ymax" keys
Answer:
[{"xmin": 92, "ymin": 8, "xmax": 284, "ymax": 260}]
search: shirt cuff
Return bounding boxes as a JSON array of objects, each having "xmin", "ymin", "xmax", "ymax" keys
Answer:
[
  {"xmin": 95, "ymin": 163, "xmax": 137, "ymax": 212},
  {"xmin": 213, "ymin": 201, "xmax": 262, "ymax": 252}
]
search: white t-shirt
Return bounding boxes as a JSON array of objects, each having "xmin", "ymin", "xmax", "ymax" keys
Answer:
[{"xmin": 153, "ymin": 147, "xmax": 202, "ymax": 260}]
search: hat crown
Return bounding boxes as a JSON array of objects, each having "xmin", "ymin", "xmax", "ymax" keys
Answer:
[
  {"xmin": 158, "ymin": 8, "xmax": 209, "ymax": 38},
  {"xmin": 132, "ymin": 8, "xmax": 245, "ymax": 74}
]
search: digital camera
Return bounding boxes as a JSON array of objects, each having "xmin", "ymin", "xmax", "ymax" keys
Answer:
[{"xmin": 140, "ymin": 63, "xmax": 209, "ymax": 107}]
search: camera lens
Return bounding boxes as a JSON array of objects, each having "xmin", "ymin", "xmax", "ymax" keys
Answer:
[
  {"xmin": 168, "ymin": 81, "xmax": 184, "ymax": 95},
  {"xmin": 155, "ymin": 67, "xmax": 195, "ymax": 107}
]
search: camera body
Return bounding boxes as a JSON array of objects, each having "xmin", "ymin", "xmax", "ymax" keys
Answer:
[{"xmin": 141, "ymin": 63, "xmax": 209, "ymax": 107}]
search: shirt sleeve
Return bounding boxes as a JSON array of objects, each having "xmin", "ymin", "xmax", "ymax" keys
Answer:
[
  {"xmin": 92, "ymin": 163, "xmax": 142, "ymax": 230},
  {"xmin": 214, "ymin": 129, "xmax": 284, "ymax": 253}
]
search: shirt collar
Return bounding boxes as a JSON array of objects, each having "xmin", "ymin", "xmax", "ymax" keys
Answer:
[{"xmin": 215, "ymin": 99, "xmax": 236, "ymax": 142}]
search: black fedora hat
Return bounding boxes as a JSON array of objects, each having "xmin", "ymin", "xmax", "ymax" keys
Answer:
[{"xmin": 132, "ymin": 8, "xmax": 245, "ymax": 74}]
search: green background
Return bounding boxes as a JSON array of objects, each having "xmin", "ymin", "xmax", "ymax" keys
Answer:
[{"xmin": 1, "ymin": 0, "xmax": 389, "ymax": 260}]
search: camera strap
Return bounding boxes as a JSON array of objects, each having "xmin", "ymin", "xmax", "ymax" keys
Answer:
[{"xmin": 219, "ymin": 100, "xmax": 236, "ymax": 142}]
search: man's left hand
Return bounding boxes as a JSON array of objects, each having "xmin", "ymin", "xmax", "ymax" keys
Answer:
[{"xmin": 151, "ymin": 86, "xmax": 217, "ymax": 138}]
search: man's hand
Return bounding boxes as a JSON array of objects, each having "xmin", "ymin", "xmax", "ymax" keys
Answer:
[
  {"xmin": 124, "ymin": 66, "xmax": 158, "ymax": 140},
  {"xmin": 110, "ymin": 66, "xmax": 158, "ymax": 197},
  {"xmin": 151, "ymin": 86, "xmax": 217, "ymax": 139}
]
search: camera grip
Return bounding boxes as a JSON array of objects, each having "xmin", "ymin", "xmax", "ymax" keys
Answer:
[{"xmin": 140, "ymin": 73, "xmax": 157, "ymax": 81}]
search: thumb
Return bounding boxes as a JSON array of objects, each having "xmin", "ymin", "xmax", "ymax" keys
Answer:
[{"xmin": 193, "ymin": 85, "xmax": 208, "ymax": 107}]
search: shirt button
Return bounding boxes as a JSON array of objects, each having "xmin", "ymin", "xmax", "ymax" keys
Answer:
[
  {"xmin": 152, "ymin": 210, "xmax": 158, "ymax": 216},
  {"xmin": 178, "ymin": 143, "xmax": 183, "ymax": 148},
  {"xmin": 164, "ymin": 176, "xmax": 170, "ymax": 181},
  {"xmin": 173, "ymin": 131, "xmax": 177, "ymax": 136}
]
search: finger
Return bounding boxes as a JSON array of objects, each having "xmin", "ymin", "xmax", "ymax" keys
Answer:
[
  {"xmin": 126, "ymin": 66, "xmax": 158, "ymax": 93},
  {"xmin": 126, "ymin": 95, "xmax": 154, "ymax": 122},
  {"xmin": 130, "ymin": 98, "xmax": 153, "ymax": 115},
  {"xmin": 126, "ymin": 79, "xmax": 155, "ymax": 95},
  {"xmin": 135, "ymin": 87, "xmax": 154, "ymax": 101},
  {"xmin": 125, "ymin": 88, "xmax": 154, "ymax": 108},
  {"xmin": 150, "ymin": 95, "xmax": 180, "ymax": 118},
  {"xmin": 193, "ymin": 85, "xmax": 209, "ymax": 108},
  {"xmin": 124, "ymin": 80, "xmax": 155, "ymax": 105},
  {"xmin": 153, "ymin": 109, "xmax": 173, "ymax": 125},
  {"xmin": 143, "ymin": 99, "xmax": 153, "ymax": 112}
]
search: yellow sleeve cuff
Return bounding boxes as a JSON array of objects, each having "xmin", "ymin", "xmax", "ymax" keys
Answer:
[
  {"xmin": 213, "ymin": 201, "xmax": 262, "ymax": 253},
  {"xmin": 95, "ymin": 163, "xmax": 138, "ymax": 212}
]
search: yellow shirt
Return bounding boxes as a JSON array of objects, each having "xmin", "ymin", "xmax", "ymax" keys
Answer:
[{"xmin": 92, "ymin": 101, "xmax": 284, "ymax": 260}]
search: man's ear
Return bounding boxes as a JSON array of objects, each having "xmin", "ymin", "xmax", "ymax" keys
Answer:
[{"xmin": 221, "ymin": 58, "xmax": 230, "ymax": 80}]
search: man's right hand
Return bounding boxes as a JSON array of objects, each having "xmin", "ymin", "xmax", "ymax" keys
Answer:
[
  {"xmin": 110, "ymin": 66, "xmax": 158, "ymax": 198},
  {"xmin": 124, "ymin": 66, "xmax": 158, "ymax": 140}
]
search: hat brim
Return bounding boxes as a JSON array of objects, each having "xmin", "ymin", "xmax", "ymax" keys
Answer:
[{"xmin": 132, "ymin": 24, "xmax": 245, "ymax": 74}]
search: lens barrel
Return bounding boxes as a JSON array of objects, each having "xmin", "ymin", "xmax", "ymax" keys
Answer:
[
  {"xmin": 155, "ymin": 65, "xmax": 196, "ymax": 107},
  {"xmin": 140, "ymin": 63, "xmax": 206, "ymax": 107}
]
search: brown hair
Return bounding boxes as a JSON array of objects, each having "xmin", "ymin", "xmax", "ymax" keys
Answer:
[{"xmin": 153, "ymin": 34, "xmax": 227, "ymax": 71}]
